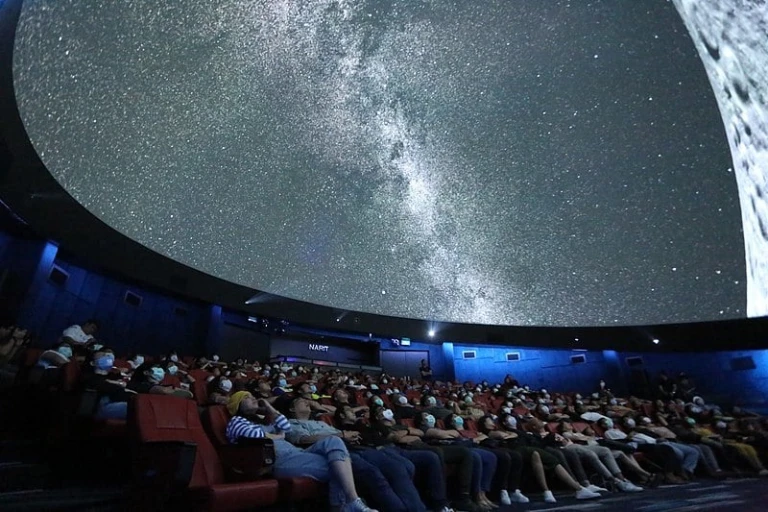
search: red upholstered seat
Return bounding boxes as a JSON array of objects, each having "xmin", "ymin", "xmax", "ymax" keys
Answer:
[
  {"xmin": 192, "ymin": 378, "xmax": 210, "ymax": 407},
  {"xmin": 201, "ymin": 405, "xmax": 326, "ymax": 505},
  {"xmin": 133, "ymin": 394, "xmax": 279, "ymax": 512}
]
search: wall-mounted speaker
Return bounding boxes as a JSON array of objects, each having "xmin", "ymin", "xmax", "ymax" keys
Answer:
[
  {"xmin": 48, "ymin": 264, "xmax": 69, "ymax": 287},
  {"xmin": 124, "ymin": 290, "xmax": 143, "ymax": 307}
]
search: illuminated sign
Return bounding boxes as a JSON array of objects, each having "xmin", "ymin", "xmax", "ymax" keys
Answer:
[{"xmin": 309, "ymin": 344, "xmax": 330, "ymax": 352}]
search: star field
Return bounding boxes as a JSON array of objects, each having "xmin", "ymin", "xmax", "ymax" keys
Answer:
[{"xmin": 12, "ymin": 0, "xmax": 744, "ymax": 326}]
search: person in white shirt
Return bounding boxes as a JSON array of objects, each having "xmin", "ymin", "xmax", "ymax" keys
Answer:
[{"xmin": 61, "ymin": 320, "xmax": 99, "ymax": 345}]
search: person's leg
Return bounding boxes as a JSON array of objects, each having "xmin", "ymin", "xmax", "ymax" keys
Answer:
[
  {"xmin": 668, "ymin": 442, "xmax": 700, "ymax": 476},
  {"xmin": 393, "ymin": 448, "xmax": 449, "ymax": 511},
  {"xmin": 363, "ymin": 449, "xmax": 426, "ymax": 512},
  {"xmin": 487, "ymin": 449, "xmax": 511, "ymax": 495},
  {"xmin": 615, "ymin": 451, "xmax": 652, "ymax": 480},
  {"xmin": 274, "ymin": 450, "xmax": 345, "ymax": 508},
  {"xmin": 475, "ymin": 448, "xmax": 498, "ymax": 507},
  {"xmin": 590, "ymin": 445, "xmax": 624, "ymax": 479},
  {"xmin": 349, "ymin": 452, "xmax": 407, "ymax": 512},
  {"xmin": 95, "ymin": 400, "xmax": 128, "ymax": 420},
  {"xmin": 440, "ymin": 446, "xmax": 475, "ymax": 508},
  {"xmin": 572, "ymin": 445, "xmax": 613, "ymax": 482},
  {"xmin": 560, "ymin": 448, "xmax": 589, "ymax": 485}
]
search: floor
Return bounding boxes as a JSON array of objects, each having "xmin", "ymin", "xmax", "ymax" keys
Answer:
[{"xmin": 498, "ymin": 478, "xmax": 768, "ymax": 512}]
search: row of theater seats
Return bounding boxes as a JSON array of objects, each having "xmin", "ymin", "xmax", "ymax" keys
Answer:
[{"xmin": 132, "ymin": 394, "xmax": 325, "ymax": 512}]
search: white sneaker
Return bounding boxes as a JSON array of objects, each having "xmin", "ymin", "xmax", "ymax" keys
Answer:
[
  {"xmin": 586, "ymin": 484, "xmax": 609, "ymax": 493},
  {"xmin": 575, "ymin": 488, "xmax": 601, "ymax": 500},
  {"xmin": 344, "ymin": 498, "xmax": 378, "ymax": 512},
  {"xmin": 510, "ymin": 490, "xmax": 529, "ymax": 503},
  {"xmin": 436, "ymin": 508, "xmax": 454, "ymax": 512},
  {"xmin": 616, "ymin": 480, "xmax": 643, "ymax": 493},
  {"xmin": 499, "ymin": 490, "xmax": 511, "ymax": 506},
  {"xmin": 543, "ymin": 490, "xmax": 557, "ymax": 503}
]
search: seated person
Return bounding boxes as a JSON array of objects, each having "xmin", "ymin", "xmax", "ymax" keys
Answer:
[
  {"xmin": 163, "ymin": 350, "xmax": 189, "ymax": 371},
  {"xmin": 296, "ymin": 382, "xmax": 335, "ymax": 415},
  {"xmin": 421, "ymin": 412, "xmax": 498, "ymax": 509},
  {"xmin": 129, "ymin": 364, "xmax": 191, "ymax": 397},
  {"xmin": 597, "ymin": 417, "xmax": 687, "ymax": 484},
  {"xmin": 633, "ymin": 416, "xmax": 701, "ymax": 478},
  {"xmin": 271, "ymin": 373, "xmax": 292, "ymax": 396},
  {"xmin": 285, "ymin": 398, "xmax": 424, "ymax": 512},
  {"xmin": 225, "ymin": 392, "xmax": 376, "ymax": 512},
  {"xmin": 125, "ymin": 353, "xmax": 146, "ymax": 371},
  {"xmin": 61, "ymin": 319, "xmax": 99, "ymax": 349},
  {"xmin": 391, "ymin": 393, "xmax": 417, "ymax": 420},
  {"xmin": 0, "ymin": 326, "xmax": 30, "ymax": 366},
  {"xmin": 82, "ymin": 348, "xmax": 135, "ymax": 420},
  {"xmin": 333, "ymin": 389, "xmax": 368, "ymax": 416},
  {"xmin": 459, "ymin": 395, "xmax": 486, "ymax": 421},
  {"xmin": 558, "ymin": 421, "xmax": 645, "ymax": 491},
  {"xmin": 247, "ymin": 379, "xmax": 278, "ymax": 405},
  {"xmin": 208, "ymin": 376, "xmax": 232, "ymax": 405},
  {"xmin": 707, "ymin": 421, "xmax": 768, "ymax": 476},
  {"xmin": 448, "ymin": 414, "xmax": 531, "ymax": 506},
  {"xmin": 421, "ymin": 394, "xmax": 453, "ymax": 420},
  {"xmin": 36, "ymin": 341, "xmax": 73, "ymax": 369},
  {"xmin": 499, "ymin": 415, "xmax": 602, "ymax": 503}
]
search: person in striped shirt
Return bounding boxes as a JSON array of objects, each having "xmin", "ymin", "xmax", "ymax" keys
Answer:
[{"xmin": 226, "ymin": 391, "xmax": 377, "ymax": 512}]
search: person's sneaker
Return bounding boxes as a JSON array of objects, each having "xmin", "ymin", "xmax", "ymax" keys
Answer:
[
  {"xmin": 436, "ymin": 508, "xmax": 455, "ymax": 512},
  {"xmin": 510, "ymin": 490, "xmax": 529, "ymax": 503},
  {"xmin": 344, "ymin": 498, "xmax": 378, "ymax": 512},
  {"xmin": 615, "ymin": 480, "xmax": 642, "ymax": 492},
  {"xmin": 499, "ymin": 490, "xmax": 512, "ymax": 506},
  {"xmin": 758, "ymin": 469, "xmax": 768, "ymax": 477},
  {"xmin": 543, "ymin": 490, "xmax": 557, "ymax": 503},
  {"xmin": 587, "ymin": 484, "xmax": 609, "ymax": 493},
  {"xmin": 575, "ymin": 488, "xmax": 601, "ymax": 500}
]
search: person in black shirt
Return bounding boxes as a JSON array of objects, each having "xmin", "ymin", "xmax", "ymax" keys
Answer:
[
  {"xmin": 419, "ymin": 359, "xmax": 433, "ymax": 381},
  {"xmin": 82, "ymin": 349, "xmax": 135, "ymax": 420},
  {"xmin": 657, "ymin": 371, "xmax": 677, "ymax": 400}
]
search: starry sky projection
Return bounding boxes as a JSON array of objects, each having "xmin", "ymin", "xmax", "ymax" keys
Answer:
[{"xmin": 12, "ymin": 0, "xmax": 745, "ymax": 327}]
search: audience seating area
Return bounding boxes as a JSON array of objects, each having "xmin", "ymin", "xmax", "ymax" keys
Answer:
[{"xmin": 1, "ymin": 323, "xmax": 768, "ymax": 512}]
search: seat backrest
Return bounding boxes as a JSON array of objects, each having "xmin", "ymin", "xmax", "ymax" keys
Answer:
[
  {"xmin": 201, "ymin": 405, "xmax": 231, "ymax": 448},
  {"xmin": 192, "ymin": 379, "xmax": 210, "ymax": 406},
  {"xmin": 133, "ymin": 394, "xmax": 224, "ymax": 488},
  {"xmin": 59, "ymin": 361, "xmax": 81, "ymax": 392}
]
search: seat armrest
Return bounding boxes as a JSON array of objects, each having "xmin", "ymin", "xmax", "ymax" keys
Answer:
[
  {"xmin": 134, "ymin": 440, "xmax": 197, "ymax": 490},
  {"xmin": 76, "ymin": 389, "xmax": 100, "ymax": 418},
  {"xmin": 219, "ymin": 438, "xmax": 275, "ymax": 481}
]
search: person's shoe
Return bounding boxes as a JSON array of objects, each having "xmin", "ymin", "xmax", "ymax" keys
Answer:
[
  {"xmin": 499, "ymin": 490, "xmax": 512, "ymax": 506},
  {"xmin": 616, "ymin": 480, "xmax": 643, "ymax": 492},
  {"xmin": 452, "ymin": 498, "xmax": 482, "ymax": 512},
  {"xmin": 758, "ymin": 469, "xmax": 768, "ymax": 477},
  {"xmin": 436, "ymin": 507, "xmax": 455, "ymax": 512},
  {"xmin": 510, "ymin": 490, "xmax": 529, "ymax": 503},
  {"xmin": 344, "ymin": 498, "xmax": 378, "ymax": 512},
  {"xmin": 543, "ymin": 490, "xmax": 557, "ymax": 503},
  {"xmin": 643, "ymin": 473, "xmax": 662, "ymax": 488},
  {"xmin": 586, "ymin": 484, "xmax": 609, "ymax": 493},
  {"xmin": 575, "ymin": 488, "xmax": 601, "ymax": 500}
]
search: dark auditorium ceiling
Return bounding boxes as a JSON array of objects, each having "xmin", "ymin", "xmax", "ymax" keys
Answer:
[{"xmin": 1, "ymin": 0, "xmax": 762, "ymax": 350}]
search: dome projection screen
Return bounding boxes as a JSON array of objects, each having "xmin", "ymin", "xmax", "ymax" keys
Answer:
[{"xmin": 11, "ymin": 0, "xmax": 767, "ymax": 326}]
